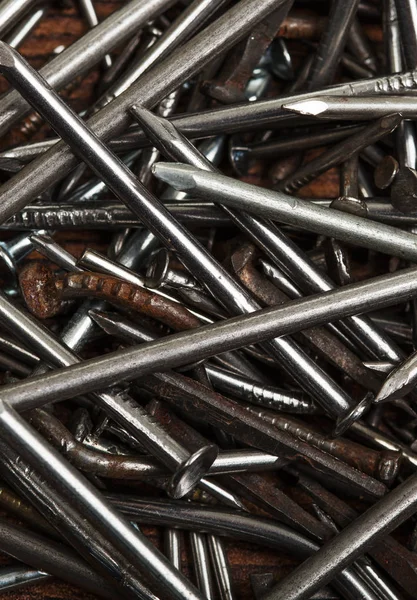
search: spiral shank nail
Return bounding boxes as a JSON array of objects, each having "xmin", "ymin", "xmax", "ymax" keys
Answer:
[
  {"xmin": 281, "ymin": 173, "xmax": 314, "ymax": 194},
  {"xmin": 103, "ymin": 389, "xmax": 187, "ymax": 464},
  {"xmin": 374, "ymin": 71, "xmax": 417, "ymax": 93},
  {"xmin": 241, "ymin": 380, "xmax": 315, "ymax": 414},
  {"xmin": 62, "ymin": 272, "xmax": 200, "ymax": 330},
  {"xmin": 4, "ymin": 206, "xmax": 130, "ymax": 230},
  {"xmin": 19, "ymin": 112, "xmax": 43, "ymax": 138}
]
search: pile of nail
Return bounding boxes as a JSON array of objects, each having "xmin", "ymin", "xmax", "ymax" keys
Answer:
[{"xmin": 2, "ymin": 0, "xmax": 417, "ymax": 599}]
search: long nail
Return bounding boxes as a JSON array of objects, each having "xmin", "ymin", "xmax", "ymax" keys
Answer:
[
  {"xmin": 98, "ymin": 0, "xmax": 229, "ymax": 109},
  {"xmin": 0, "ymin": 410, "xmax": 203, "ymax": 600},
  {"xmin": 283, "ymin": 95, "xmax": 417, "ymax": 120},
  {"xmin": 107, "ymin": 494, "xmax": 388, "ymax": 599},
  {"xmin": 291, "ymin": 468, "xmax": 417, "ymax": 597},
  {"xmin": 375, "ymin": 350, "xmax": 417, "ymax": 402},
  {"xmin": 0, "ymin": 42, "xmax": 360, "ymax": 428},
  {"xmin": 152, "ymin": 158, "xmax": 417, "ymax": 264},
  {"xmin": 131, "ymin": 104, "xmax": 365, "ymax": 428},
  {"xmin": 265, "ymin": 470, "xmax": 417, "ymax": 600},
  {"xmin": 3, "ymin": 267, "xmax": 417, "ymax": 420},
  {"xmin": 306, "ymin": 0, "xmax": 361, "ymax": 90}
]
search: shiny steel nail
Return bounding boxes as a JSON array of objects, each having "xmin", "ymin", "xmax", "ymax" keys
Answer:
[
  {"xmin": 165, "ymin": 528, "xmax": 182, "ymax": 570},
  {"xmin": 0, "ymin": 44, "xmax": 360, "ymax": 427},
  {"xmin": 5, "ymin": 5, "xmax": 47, "ymax": 49},
  {"xmin": 207, "ymin": 535, "xmax": 235, "ymax": 600},
  {"xmin": 153, "ymin": 161, "xmax": 417, "ymax": 263},
  {"xmin": 190, "ymin": 532, "xmax": 215, "ymax": 599},
  {"xmin": 0, "ymin": 0, "xmax": 177, "ymax": 138},
  {"xmin": 2, "ymin": 59, "xmax": 417, "ymax": 223},
  {"xmin": 262, "ymin": 470, "xmax": 417, "ymax": 600},
  {"xmin": 97, "ymin": 0, "xmax": 228, "ymax": 108},
  {"xmin": 0, "ymin": 404, "xmax": 205, "ymax": 600},
  {"xmin": 131, "ymin": 104, "xmax": 366, "ymax": 430},
  {"xmin": 0, "ymin": 201, "xmax": 227, "ymax": 230},
  {"xmin": 306, "ymin": 0, "xmax": 361, "ymax": 90},
  {"xmin": 78, "ymin": 0, "xmax": 112, "ymax": 69},
  {"xmin": 375, "ymin": 350, "xmax": 417, "ymax": 403},
  {"xmin": 3, "ymin": 267, "xmax": 417, "ymax": 426},
  {"xmin": 283, "ymin": 95, "xmax": 417, "ymax": 120}
]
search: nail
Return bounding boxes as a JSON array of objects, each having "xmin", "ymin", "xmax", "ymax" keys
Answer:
[
  {"xmin": 252, "ymin": 409, "xmax": 402, "ymax": 485},
  {"xmin": 0, "ymin": 200, "xmax": 226, "ymax": 231},
  {"xmin": 108, "ymin": 494, "xmax": 387, "ymax": 599},
  {"xmin": 238, "ymin": 124, "xmax": 364, "ymax": 159},
  {"xmin": 0, "ymin": 230, "xmax": 46, "ymax": 292},
  {"xmin": 164, "ymin": 528, "xmax": 182, "ymax": 571},
  {"xmin": 0, "ymin": 333, "xmax": 38, "ymax": 366},
  {"xmin": 306, "ymin": 0, "xmax": 361, "ymax": 90},
  {"xmin": 77, "ymin": 0, "xmax": 112, "ymax": 69},
  {"xmin": 266, "ymin": 470, "xmax": 417, "ymax": 600},
  {"xmin": 190, "ymin": 532, "xmax": 215, "ymax": 599},
  {"xmin": 201, "ymin": 2, "xmax": 291, "ymax": 104},
  {"xmin": 291, "ymin": 468, "xmax": 417, "ymax": 597},
  {"xmin": 0, "ymin": 408, "xmax": 204, "ymax": 600},
  {"xmin": 222, "ymin": 472, "xmax": 330, "ymax": 541},
  {"xmin": 30, "ymin": 233, "xmax": 83, "ymax": 273},
  {"xmin": 283, "ymin": 94, "xmax": 417, "ymax": 120},
  {"xmin": 0, "ymin": 38, "xmax": 357, "ymax": 430},
  {"xmin": 277, "ymin": 114, "xmax": 400, "ymax": 193},
  {"xmin": 152, "ymin": 158, "xmax": 417, "ymax": 265},
  {"xmin": 19, "ymin": 263, "xmax": 203, "ymax": 332},
  {"xmin": 98, "ymin": 31, "xmax": 142, "ymax": 94},
  {"xmin": 374, "ymin": 155, "xmax": 399, "ymax": 189},
  {"xmin": 205, "ymin": 364, "xmax": 317, "ymax": 414},
  {"xmin": 375, "ymin": 350, "xmax": 417, "ymax": 402},
  {"xmin": 0, "ymin": 564, "xmax": 49, "ymax": 594},
  {"xmin": 146, "ymin": 248, "xmax": 202, "ymax": 291},
  {"xmin": 5, "ymin": 5, "xmax": 47, "ymax": 49},
  {"xmin": 146, "ymin": 399, "xmax": 246, "ymax": 511},
  {"xmin": 0, "ymin": 518, "xmax": 117, "ymax": 598},
  {"xmin": 132, "ymin": 104, "xmax": 365, "ymax": 429},
  {"xmin": 347, "ymin": 17, "xmax": 378, "ymax": 72},
  {"xmin": 350, "ymin": 419, "xmax": 417, "ymax": 469},
  {"xmin": 207, "ymin": 535, "xmax": 235, "ymax": 600},
  {"xmin": 98, "ymin": 0, "xmax": 228, "ymax": 109},
  {"xmin": 392, "ymin": 0, "xmax": 417, "ymax": 71},
  {"xmin": 4, "ymin": 268, "xmax": 417, "ymax": 427}
]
